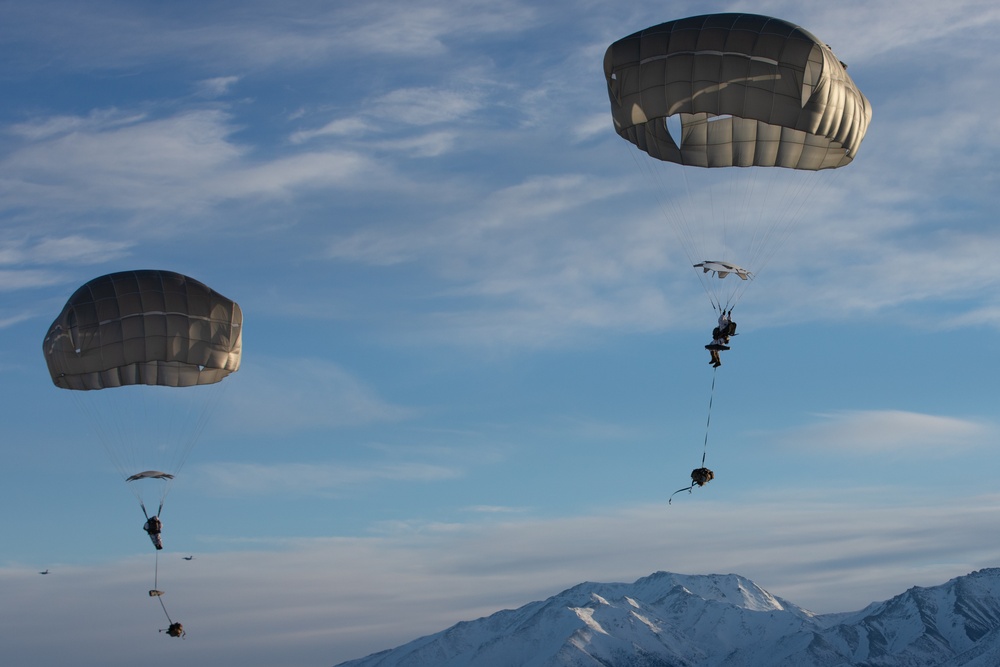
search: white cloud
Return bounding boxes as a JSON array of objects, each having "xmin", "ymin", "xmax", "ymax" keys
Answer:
[
  {"xmin": 0, "ymin": 108, "xmax": 386, "ymax": 243},
  {"xmin": 0, "ymin": 110, "xmax": 244, "ymax": 218},
  {"xmin": 371, "ymin": 87, "xmax": 484, "ymax": 126},
  {"xmin": 371, "ymin": 130, "xmax": 460, "ymax": 158},
  {"xmin": 464, "ymin": 505, "xmax": 529, "ymax": 513},
  {"xmin": 0, "ymin": 0, "xmax": 540, "ymax": 72},
  {"xmin": 0, "ymin": 269, "xmax": 66, "ymax": 292},
  {"xmin": 289, "ymin": 117, "xmax": 371, "ymax": 144},
  {"xmin": 195, "ymin": 75, "xmax": 240, "ymax": 98},
  {"xmin": 774, "ymin": 410, "xmax": 994, "ymax": 453},
  {"xmin": 0, "ymin": 235, "xmax": 133, "ymax": 267},
  {"xmin": 7, "ymin": 108, "xmax": 148, "ymax": 141},
  {"xmin": 212, "ymin": 149, "xmax": 377, "ymax": 199},
  {"xmin": 802, "ymin": 0, "xmax": 1000, "ymax": 62},
  {"xmin": 0, "ymin": 310, "xmax": 36, "ymax": 328},
  {"xmin": 329, "ymin": 0, "xmax": 539, "ymax": 57}
]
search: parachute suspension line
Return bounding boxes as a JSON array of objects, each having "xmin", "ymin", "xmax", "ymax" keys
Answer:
[
  {"xmin": 174, "ymin": 382, "xmax": 227, "ymax": 473},
  {"xmin": 624, "ymin": 143, "xmax": 846, "ymax": 315},
  {"xmin": 749, "ymin": 167, "xmax": 846, "ymax": 282},
  {"xmin": 69, "ymin": 389, "xmax": 137, "ymax": 484},
  {"xmin": 669, "ymin": 366, "xmax": 718, "ymax": 504},
  {"xmin": 666, "ymin": 158, "xmax": 846, "ymax": 314},
  {"xmin": 680, "ymin": 165, "xmax": 759, "ymax": 311},
  {"xmin": 90, "ymin": 381, "xmax": 230, "ymax": 513},
  {"xmin": 729, "ymin": 167, "xmax": 846, "ymax": 307},
  {"xmin": 709, "ymin": 166, "xmax": 844, "ymax": 314},
  {"xmin": 625, "ymin": 145, "xmax": 721, "ymax": 309},
  {"xmin": 151, "ymin": 382, "xmax": 229, "ymax": 511}
]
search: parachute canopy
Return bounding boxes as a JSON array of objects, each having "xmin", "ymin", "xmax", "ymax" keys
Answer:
[
  {"xmin": 43, "ymin": 270, "xmax": 242, "ymax": 391},
  {"xmin": 126, "ymin": 470, "xmax": 175, "ymax": 482},
  {"xmin": 694, "ymin": 261, "xmax": 751, "ymax": 280},
  {"xmin": 604, "ymin": 14, "xmax": 872, "ymax": 310},
  {"xmin": 604, "ymin": 13, "xmax": 872, "ymax": 170}
]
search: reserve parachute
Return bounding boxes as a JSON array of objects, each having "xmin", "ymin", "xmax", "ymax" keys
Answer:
[
  {"xmin": 42, "ymin": 270, "xmax": 243, "ymax": 518},
  {"xmin": 604, "ymin": 12, "xmax": 872, "ymax": 311}
]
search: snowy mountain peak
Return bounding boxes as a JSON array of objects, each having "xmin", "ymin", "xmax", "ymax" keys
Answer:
[
  {"xmin": 335, "ymin": 568, "xmax": 1000, "ymax": 667},
  {"xmin": 643, "ymin": 571, "xmax": 791, "ymax": 612}
]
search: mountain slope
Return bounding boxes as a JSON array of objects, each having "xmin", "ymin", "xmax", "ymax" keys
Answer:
[{"xmin": 334, "ymin": 569, "xmax": 1000, "ymax": 667}]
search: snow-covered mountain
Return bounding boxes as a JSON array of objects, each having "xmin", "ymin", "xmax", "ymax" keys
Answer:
[{"xmin": 334, "ymin": 568, "xmax": 1000, "ymax": 667}]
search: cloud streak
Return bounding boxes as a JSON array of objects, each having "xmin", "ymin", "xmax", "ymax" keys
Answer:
[
  {"xmin": 195, "ymin": 460, "xmax": 462, "ymax": 497},
  {"xmin": 774, "ymin": 409, "xmax": 995, "ymax": 454}
]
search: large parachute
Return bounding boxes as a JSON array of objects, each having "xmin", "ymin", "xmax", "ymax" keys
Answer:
[
  {"xmin": 604, "ymin": 13, "xmax": 872, "ymax": 310},
  {"xmin": 42, "ymin": 270, "xmax": 243, "ymax": 516},
  {"xmin": 605, "ymin": 14, "xmax": 871, "ymax": 500},
  {"xmin": 43, "ymin": 270, "xmax": 242, "ymax": 391}
]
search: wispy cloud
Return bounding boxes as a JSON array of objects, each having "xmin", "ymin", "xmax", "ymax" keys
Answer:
[
  {"xmin": 0, "ymin": 269, "xmax": 67, "ymax": 292},
  {"xmin": 0, "ymin": 107, "xmax": 384, "ymax": 240},
  {"xmin": 195, "ymin": 460, "xmax": 461, "ymax": 496},
  {"xmin": 0, "ymin": 235, "xmax": 133, "ymax": 267},
  {"xmin": 195, "ymin": 75, "xmax": 241, "ymax": 98},
  {"xmin": 0, "ymin": 0, "xmax": 540, "ymax": 72},
  {"xmin": 463, "ymin": 504, "xmax": 529, "ymax": 513},
  {"xmin": 804, "ymin": 0, "xmax": 1000, "ymax": 61},
  {"xmin": 774, "ymin": 410, "xmax": 994, "ymax": 453},
  {"xmin": 370, "ymin": 87, "xmax": 485, "ymax": 126},
  {"xmin": 0, "ymin": 110, "xmax": 244, "ymax": 219},
  {"xmin": 289, "ymin": 117, "xmax": 371, "ymax": 145},
  {"xmin": 216, "ymin": 356, "xmax": 415, "ymax": 435}
]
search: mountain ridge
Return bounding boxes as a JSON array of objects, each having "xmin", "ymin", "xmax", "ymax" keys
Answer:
[{"xmin": 335, "ymin": 568, "xmax": 1000, "ymax": 667}]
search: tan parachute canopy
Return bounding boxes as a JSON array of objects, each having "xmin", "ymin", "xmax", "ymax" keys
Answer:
[
  {"xmin": 604, "ymin": 13, "xmax": 872, "ymax": 170},
  {"xmin": 43, "ymin": 270, "xmax": 242, "ymax": 391},
  {"xmin": 604, "ymin": 13, "xmax": 872, "ymax": 311}
]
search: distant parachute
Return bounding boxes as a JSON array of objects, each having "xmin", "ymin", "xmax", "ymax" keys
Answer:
[
  {"xmin": 43, "ymin": 270, "xmax": 242, "ymax": 517},
  {"xmin": 604, "ymin": 13, "xmax": 872, "ymax": 310},
  {"xmin": 126, "ymin": 471, "xmax": 175, "ymax": 482}
]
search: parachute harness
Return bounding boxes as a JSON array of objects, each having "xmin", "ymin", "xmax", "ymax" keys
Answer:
[
  {"xmin": 139, "ymin": 500, "xmax": 164, "ymax": 523},
  {"xmin": 669, "ymin": 366, "xmax": 717, "ymax": 503}
]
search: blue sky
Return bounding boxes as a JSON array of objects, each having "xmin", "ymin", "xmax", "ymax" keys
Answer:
[{"xmin": 3, "ymin": 0, "xmax": 1000, "ymax": 665}]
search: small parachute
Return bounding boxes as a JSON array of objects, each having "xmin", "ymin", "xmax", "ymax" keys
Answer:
[
  {"xmin": 693, "ymin": 261, "xmax": 751, "ymax": 281},
  {"xmin": 126, "ymin": 471, "xmax": 175, "ymax": 482}
]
